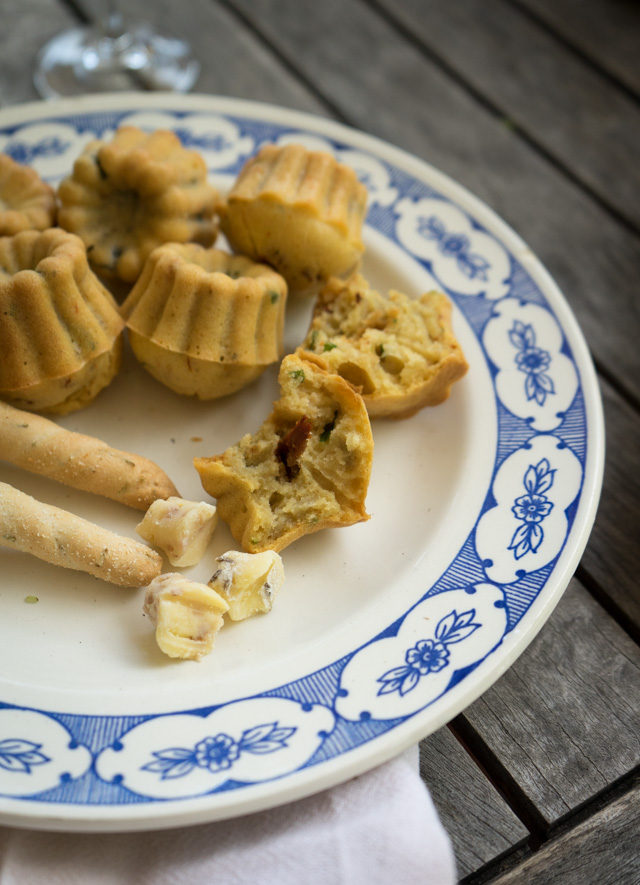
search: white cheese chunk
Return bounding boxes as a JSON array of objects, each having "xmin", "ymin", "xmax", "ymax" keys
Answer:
[
  {"xmin": 208, "ymin": 549, "xmax": 285, "ymax": 620},
  {"xmin": 137, "ymin": 496, "xmax": 218, "ymax": 567},
  {"xmin": 143, "ymin": 572, "xmax": 228, "ymax": 660}
]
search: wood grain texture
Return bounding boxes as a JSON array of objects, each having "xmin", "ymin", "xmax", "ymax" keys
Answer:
[
  {"xmin": 579, "ymin": 378, "xmax": 640, "ymax": 637},
  {"xmin": 458, "ymin": 579, "xmax": 640, "ymax": 828},
  {"xmin": 374, "ymin": 0, "xmax": 640, "ymax": 229},
  {"xmin": 485, "ymin": 780, "xmax": 640, "ymax": 885},
  {"xmin": 420, "ymin": 728, "xmax": 529, "ymax": 878},
  {"xmin": 225, "ymin": 0, "xmax": 640, "ymax": 405},
  {"xmin": 514, "ymin": 0, "xmax": 640, "ymax": 95}
]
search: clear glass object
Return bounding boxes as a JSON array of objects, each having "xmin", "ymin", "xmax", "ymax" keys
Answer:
[{"xmin": 33, "ymin": 3, "xmax": 200, "ymax": 98}]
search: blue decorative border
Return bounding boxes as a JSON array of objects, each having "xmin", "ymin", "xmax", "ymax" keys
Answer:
[{"xmin": 0, "ymin": 104, "xmax": 594, "ymax": 815}]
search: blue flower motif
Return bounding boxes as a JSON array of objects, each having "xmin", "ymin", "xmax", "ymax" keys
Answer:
[
  {"xmin": 416, "ymin": 215, "xmax": 491, "ymax": 281},
  {"xmin": 508, "ymin": 459, "xmax": 555, "ymax": 558},
  {"xmin": 512, "ymin": 493, "xmax": 553, "ymax": 524},
  {"xmin": 377, "ymin": 609, "xmax": 481, "ymax": 697},
  {"xmin": 5, "ymin": 137, "xmax": 70, "ymax": 165},
  {"xmin": 515, "ymin": 347, "xmax": 551, "ymax": 374},
  {"xmin": 440, "ymin": 233, "xmax": 470, "ymax": 258},
  {"xmin": 173, "ymin": 128, "xmax": 232, "ymax": 153},
  {"xmin": 194, "ymin": 734, "xmax": 240, "ymax": 772},
  {"xmin": 141, "ymin": 721, "xmax": 297, "ymax": 780},
  {"xmin": 406, "ymin": 639, "xmax": 450, "ymax": 674},
  {"xmin": 0, "ymin": 739, "xmax": 50, "ymax": 773},
  {"xmin": 509, "ymin": 321, "xmax": 555, "ymax": 406}
]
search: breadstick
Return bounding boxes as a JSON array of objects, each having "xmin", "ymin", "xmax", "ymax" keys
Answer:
[
  {"xmin": 0, "ymin": 401, "xmax": 179, "ymax": 510},
  {"xmin": 0, "ymin": 482, "xmax": 162, "ymax": 587}
]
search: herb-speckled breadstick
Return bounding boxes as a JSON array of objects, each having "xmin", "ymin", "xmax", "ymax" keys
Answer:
[
  {"xmin": 0, "ymin": 401, "xmax": 179, "ymax": 510},
  {"xmin": 0, "ymin": 482, "xmax": 162, "ymax": 587}
]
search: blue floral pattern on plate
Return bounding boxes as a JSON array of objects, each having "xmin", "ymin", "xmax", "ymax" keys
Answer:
[
  {"xmin": 509, "ymin": 321, "xmax": 555, "ymax": 406},
  {"xmin": 416, "ymin": 215, "xmax": 491, "ymax": 282},
  {"xmin": 0, "ymin": 739, "xmax": 50, "ymax": 774},
  {"xmin": 4, "ymin": 135, "xmax": 70, "ymax": 165},
  {"xmin": 143, "ymin": 722, "xmax": 296, "ymax": 780},
  {"xmin": 508, "ymin": 459, "xmax": 555, "ymax": 559},
  {"xmin": 337, "ymin": 584, "xmax": 508, "ymax": 722},
  {"xmin": 475, "ymin": 435, "xmax": 583, "ymax": 585},
  {"xmin": 94, "ymin": 699, "xmax": 333, "ymax": 800},
  {"xmin": 482, "ymin": 298, "xmax": 578, "ymax": 432},
  {"xmin": 0, "ymin": 96, "xmax": 601, "ymax": 827},
  {"xmin": 0, "ymin": 710, "xmax": 92, "ymax": 798},
  {"xmin": 377, "ymin": 609, "xmax": 482, "ymax": 697}
]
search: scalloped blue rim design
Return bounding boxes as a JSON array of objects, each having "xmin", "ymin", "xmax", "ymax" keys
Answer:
[{"xmin": 0, "ymin": 103, "xmax": 597, "ymax": 814}]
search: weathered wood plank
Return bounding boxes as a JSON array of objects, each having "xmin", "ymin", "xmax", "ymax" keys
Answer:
[
  {"xmin": 514, "ymin": 0, "xmax": 640, "ymax": 96},
  {"xmin": 373, "ymin": 0, "xmax": 640, "ymax": 230},
  {"xmin": 225, "ymin": 0, "xmax": 640, "ymax": 407},
  {"xmin": 456, "ymin": 579, "xmax": 640, "ymax": 828},
  {"xmin": 420, "ymin": 727, "xmax": 530, "ymax": 879},
  {"xmin": 579, "ymin": 378, "xmax": 640, "ymax": 639},
  {"xmin": 483, "ymin": 780, "xmax": 640, "ymax": 885}
]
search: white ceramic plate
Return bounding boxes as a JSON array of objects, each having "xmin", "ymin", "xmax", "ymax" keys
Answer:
[{"xmin": 0, "ymin": 93, "xmax": 604, "ymax": 832}]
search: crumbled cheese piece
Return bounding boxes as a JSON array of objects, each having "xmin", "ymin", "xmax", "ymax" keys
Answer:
[
  {"xmin": 208, "ymin": 549, "xmax": 285, "ymax": 621},
  {"xmin": 136, "ymin": 497, "xmax": 218, "ymax": 567},
  {"xmin": 143, "ymin": 573, "xmax": 229, "ymax": 660}
]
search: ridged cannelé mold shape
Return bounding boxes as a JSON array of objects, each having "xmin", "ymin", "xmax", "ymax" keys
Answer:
[
  {"xmin": 121, "ymin": 243, "xmax": 288, "ymax": 399},
  {"xmin": 0, "ymin": 228, "xmax": 124, "ymax": 414},
  {"xmin": 57, "ymin": 126, "xmax": 221, "ymax": 284},
  {"xmin": 221, "ymin": 143, "xmax": 367, "ymax": 295},
  {"xmin": 0, "ymin": 154, "xmax": 57, "ymax": 235}
]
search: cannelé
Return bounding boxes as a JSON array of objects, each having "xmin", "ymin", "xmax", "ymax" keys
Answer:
[
  {"xmin": 221, "ymin": 143, "xmax": 367, "ymax": 294},
  {"xmin": 300, "ymin": 273, "xmax": 468, "ymax": 419},
  {"xmin": 194, "ymin": 351, "xmax": 373, "ymax": 553},
  {"xmin": 0, "ymin": 228, "xmax": 124, "ymax": 414},
  {"xmin": 121, "ymin": 243, "xmax": 288, "ymax": 399},
  {"xmin": 57, "ymin": 126, "xmax": 220, "ymax": 284},
  {"xmin": 0, "ymin": 154, "xmax": 57, "ymax": 236}
]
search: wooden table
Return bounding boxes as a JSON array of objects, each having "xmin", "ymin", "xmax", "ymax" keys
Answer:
[{"xmin": 1, "ymin": 1, "xmax": 639, "ymax": 881}]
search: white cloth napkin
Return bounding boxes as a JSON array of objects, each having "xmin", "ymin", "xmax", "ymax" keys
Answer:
[{"xmin": 0, "ymin": 746, "xmax": 456, "ymax": 885}]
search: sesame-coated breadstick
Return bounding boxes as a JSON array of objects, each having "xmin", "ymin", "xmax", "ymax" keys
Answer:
[
  {"xmin": 0, "ymin": 401, "xmax": 179, "ymax": 510},
  {"xmin": 0, "ymin": 482, "xmax": 162, "ymax": 587}
]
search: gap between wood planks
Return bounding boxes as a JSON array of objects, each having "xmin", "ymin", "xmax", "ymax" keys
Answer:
[
  {"xmin": 589, "ymin": 357, "xmax": 640, "ymax": 426},
  {"xmin": 576, "ymin": 563, "xmax": 640, "ymax": 647},
  {"xmin": 506, "ymin": 0, "xmax": 640, "ymax": 105},
  {"xmin": 448, "ymin": 716, "xmax": 640, "ymax": 853},
  {"xmin": 55, "ymin": 0, "xmax": 90, "ymax": 25},
  {"xmin": 361, "ymin": 0, "xmax": 640, "ymax": 238},
  {"xmin": 460, "ymin": 772, "xmax": 640, "ymax": 885},
  {"xmin": 460, "ymin": 846, "xmax": 531, "ymax": 885},
  {"xmin": 215, "ymin": 0, "xmax": 354, "ymax": 127}
]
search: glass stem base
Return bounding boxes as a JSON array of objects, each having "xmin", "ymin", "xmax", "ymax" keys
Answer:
[{"xmin": 34, "ymin": 22, "xmax": 200, "ymax": 98}]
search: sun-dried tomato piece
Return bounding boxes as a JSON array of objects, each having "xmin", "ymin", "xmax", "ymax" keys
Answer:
[{"xmin": 275, "ymin": 415, "xmax": 313, "ymax": 480}]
